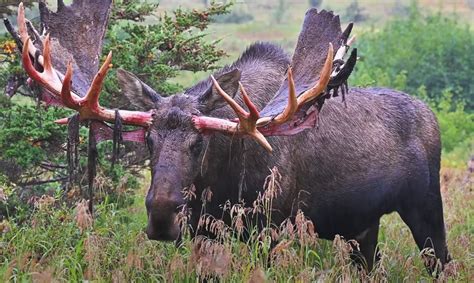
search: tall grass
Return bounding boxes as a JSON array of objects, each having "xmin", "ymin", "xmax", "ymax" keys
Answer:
[{"xmin": 1, "ymin": 166, "xmax": 472, "ymax": 281}]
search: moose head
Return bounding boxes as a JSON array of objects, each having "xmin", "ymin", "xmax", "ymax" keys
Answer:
[{"xmin": 12, "ymin": 2, "xmax": 356, "ymax": 241}]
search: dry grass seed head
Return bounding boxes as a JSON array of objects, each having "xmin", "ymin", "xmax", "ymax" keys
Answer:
[
  {"xmin": 175, "ymin": 204, "xmax": 191, "ymax": 235},
  {"xmin": 271, "ymin": 239, "xmax": 299, "ymax": 268},
  {"xmin": 332, "ymin": 235, "xmax": 354, "ymax": 266},
  {"xmin": 34, "ymin": 195, "xmax": 55, "ymax": 211},
  {"xmin": 111, "ymin": 270, "xmax": 126, "ymax": 283},
  {"xmin": 125, "ymin": 249, "xmax": 144, "ymax": 271},
  {"xmin": 30, "ymin": 269, "xmax": 55, "ymax": 283},
  {"xmin": 201, "ymin": 186, "xmax": 213, "ymax": 203},
  {"xmin": 84, "ymin": 234, "xmax": 106, "ymax": 279},
  {"xmin": 0, "ymin": 219, "xmax": 11, "ymax": 234},
  {"xmin": 368, "ymin": 249, "xmax": 388, "ymax": 282},
  {"xmin": 222, "ymin": 199, "xmax": 232, "ymax": 213},
  {"xmin": 263, "ymin": 166, "xmax": 282, "ymax": 202},
  {"xmin": 231, "ymin": 204, "xmax": 246, "ymax": 235},
  {"xmin": 248, "ymin": 266, "xmax": 267, "ymax": 283},
  {"xmin": 0, "ymin": 187, "xmax": 6, "ymax": 202},
  {"xmin": 181, "ymin": 184, "xmax": 197, "ymax": 201},
  {"xmin": 438, "ymin": 260, "xmax": 463, "ymax": 280},
  {"xmin": 280, "ymin": 218, "xmax": 296, "ymax": 240},
  {"xmin": 93, "ymin": 169, "xmax": 112, "ymax": 197},
  {"xmin": 116, "ymin": 176, "xmax": 129, "ymax": 192},
  {"xmin": 295, "ymin": 209, "xmax": 318, "ymax": 246},
  {"xmin": 271, "ymin": 227, "xmax": 280, "ymax": 242},
  {"xmin": 190, "ymin": 237, "xmax": 231, "ymax": 279},
  {"xmin": 198, "ymin": 214, "xmax": 230, "ymax": 240},
  {"xmin": 419, "ymin": 247, "xmax": 442, "ymax": 276},
  {"xmin": 168, "ymin": 254, "xmax": 186, "ymax": 282},
  {"xmin": 75, "ymin": 199, "xmax": 93, "ymax": 233},
  {"xmin": 295, "ymin": 267, "xmax": 315, "ymax": 283},
  {"xmin": 252, "ymin": 192, "xmax": 264, "ymax": 215}
]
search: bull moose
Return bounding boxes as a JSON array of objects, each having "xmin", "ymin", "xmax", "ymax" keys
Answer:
[{"xmin": 8, "ymin": 0, "xmax": 450, "ymax": 273}]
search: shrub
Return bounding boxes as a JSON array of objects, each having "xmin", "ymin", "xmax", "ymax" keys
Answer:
[
  {"xmin": 352, "ymin": 3, "xmax": 474, "ymax": 111},
  {"xmin": 351, "ymin": 4, "xmax": 474, "ymax": 158},
  {"xmin": 0, "ymin": 1, "xmax": 230, "ymax": 218},
  {"xmin": 431, "ymin": 90, "xmax": 473, "ymax": 154}
]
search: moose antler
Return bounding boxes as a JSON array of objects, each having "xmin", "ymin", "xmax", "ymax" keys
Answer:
[
  {"xmin": 193, "ymin": 8, "xmax": 359, "ymax": 153},
  {"xmin": 17, "ymin": 3, "xmax": 153, "ymax": 127},
  {"xmin": 193, "ymin": 44, "xmax": 335, "ymax": 152}
]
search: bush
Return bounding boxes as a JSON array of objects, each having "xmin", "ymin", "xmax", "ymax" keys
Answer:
[
  {"xmin": 0, "ymin": 1, "xmax": 231, "ymax": 219},
  {"xmin": 352, "ymin": 3, "xmax": 474, "ymax": 111},
  {"xmin": 351, "ymin": 4, "xmax": 474, "ymax": 158}
]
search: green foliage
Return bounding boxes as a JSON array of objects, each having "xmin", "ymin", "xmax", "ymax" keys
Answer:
[
  {"xmin": 352, "ymin": 4, "xmax": 474, "ymax": 110},
  {"xmin": 352, "ymin": 4, "xmax": 474, "ymax": 157},
  {"xmin": 104, "ymin": 1, "xmax": 231, "ymax": 95},
  {"xmin": 431, "ymin": 90, "xmax": 473, "ymax": 154},
  {"xmin": 0, "ymin": 0, "xmax": 230, "ymax": 217},
  {"xmin": 110, "ymin": 0, "xmax": 158, "ymax": 22},
  {"xmin": 0, "ymin": 102, "xmax": 69, "ymax": 170},
  {"xmin": 0, "ymin": 36, "xmax": 23, "ymax": 95}
]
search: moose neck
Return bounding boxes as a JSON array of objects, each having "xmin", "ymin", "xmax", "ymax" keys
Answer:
[{"xmin": 196, "ymin": 43, "xmax": 290, "ymax": 207}]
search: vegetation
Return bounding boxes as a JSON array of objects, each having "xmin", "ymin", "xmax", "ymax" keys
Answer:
[
  {"xmin": 105, "ymin": 0, "xmax": 231, "ymax": 95},
  {"xmin": 353, "ymin": 3, "xmax": 474, "ymax": 110},
  {"xmin": 0, "ymin": 0, "xmax": 473, "ymax": 282},
  {"xmin": 1, "ymin": 167, "xmax": 471, "ymax": 281},
  {"xmin": 352, "ymin": 3, "xmax": 474, "ymax": 165},
  {"xmin": 0, "ymin": 0, "xmax": 230, "ymax": 215}
]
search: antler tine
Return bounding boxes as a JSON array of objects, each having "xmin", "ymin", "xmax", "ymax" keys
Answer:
[
  {"xmin": 273, "ymin": 66, "xmax": 298, "ymax": 125},
  {"xmin": 60, "ymin": 62, "xmax": 79, "ymax": 109},
  {"xmin": 57, "ymin": 54, "xmax": 153, "ymax": 126},
  {"xmin": 238, "ymin": 82, "xmax": 272, "ymax": 151},
  {"xmin": 18, "ymin": 3, "xmax": 43, "ymax": 66},
  {"xmin": 83, "ymin": 51, "xmax": 113, "ymax": 107},
  {"xmin": 42, "ymin": 34, "xmax": 53, "ymax": 74},
  {"xmin": 22, "ymin": 37, "xmax": 82, "ymax": 103},
  {"xmin": 207, "ymin": 75, "xmax": 272, "ymax": 152},
  {"xmin": 248, "ymin": 129, "xmax": 272, "ymax": 152},
  {"xmin": 238, "ymin": 82, "xmax": 259, "ymax": 121},
  {"xmin": 210, "ymin": 75, "xmax": 248, "ymax": 120},
  {"xmin": 297, "ymin": 43, "xmax": 334, "ymax": 106}
]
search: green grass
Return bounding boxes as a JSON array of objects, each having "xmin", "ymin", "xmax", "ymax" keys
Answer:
[{"xmin": 1, "ymin": 167, "xmax": 472, "ymax": 281}]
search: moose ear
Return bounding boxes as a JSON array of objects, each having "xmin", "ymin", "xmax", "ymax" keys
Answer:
[
  {"xmin": 117, "ymin": 68, "xmax": 162, "ymax": 110},
  {"xmin": 198, "ymin": 68, "xmax": 241, "ymax": 112}
]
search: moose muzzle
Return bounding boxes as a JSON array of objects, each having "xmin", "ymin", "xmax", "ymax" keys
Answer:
[{"xmin": 145, "ymin": 183, "xmax": 184, "ymax": 241}]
